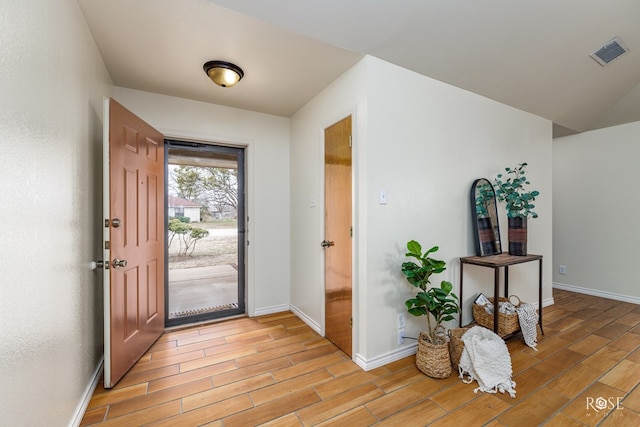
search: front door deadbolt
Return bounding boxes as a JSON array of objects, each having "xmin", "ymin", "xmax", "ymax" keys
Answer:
[
  {"xmin": 91, "ymin": 260, "xmax": 109, "ymax": 270},
  {"xmin": 105, "ymin": 218, "xmax": 121, "ymax": 228}
]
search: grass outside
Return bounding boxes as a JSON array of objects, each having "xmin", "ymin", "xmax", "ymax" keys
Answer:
[
  {"xmin": 168, "ymin": 219, "xmax": 238, "ymax": 269},
  {"xmin": 198, "ymin": 218, "xmax": 237, "ymax": 229}
]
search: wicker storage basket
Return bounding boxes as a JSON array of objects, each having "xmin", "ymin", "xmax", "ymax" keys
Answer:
[
  {"xmin": 473, "ymin": 296, "xmax": 521, "ymax": 337},
  {"xmin": 448, "ymin": 327, "xmax": 471, "ymax": 371},
  {"xmin": 416, "ymin": 332, "xmax": 452, "ymax": 378}
]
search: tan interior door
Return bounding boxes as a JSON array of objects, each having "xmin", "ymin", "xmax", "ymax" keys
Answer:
[
  {"xmin": 103, "ymin": 98, "xmax": 165, "ymax": 388},
  {"xmin": 324, "ymin": 116, "xmax": 353, "ymax": 357}
]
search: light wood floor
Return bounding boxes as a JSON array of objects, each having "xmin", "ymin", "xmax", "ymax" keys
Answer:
[{"xmin": 81, "ymin": 289, "xmax": 640, "ymax": 426}]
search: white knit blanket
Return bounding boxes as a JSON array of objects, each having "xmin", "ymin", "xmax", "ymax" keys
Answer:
[
  {"xmin": 458, "ymin": 326, "xmax": 516, "ymax": 398},
  {"xmin": 516, "ymin": 303, "xmax": 538, "ymax": 351}
]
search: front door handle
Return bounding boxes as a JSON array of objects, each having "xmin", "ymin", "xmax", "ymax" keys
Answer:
[
  {"xmin": 112, "ymin": 258, "xmax": 128, "ymax": 269},
  {"xmin": 321, "ymin": 240, "xmax": 335, "ymax": 248}
]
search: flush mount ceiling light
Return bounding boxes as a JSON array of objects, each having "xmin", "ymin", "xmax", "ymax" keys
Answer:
[
  {"xmin": 590, "ymin": 37, "xmax": 629, "ymax": 66},
  {"xmin": 203, "ymin": 60, "xmax": 244, "ymax": 87}
]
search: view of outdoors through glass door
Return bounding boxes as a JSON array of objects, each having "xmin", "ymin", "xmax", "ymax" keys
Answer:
[{"xmin": 165, "ymin": 142, "xmax": 245, "ymax": 326}]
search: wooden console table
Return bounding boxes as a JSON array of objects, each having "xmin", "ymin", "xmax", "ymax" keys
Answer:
[{"xmin": 459, "ymin": 253, "xmax": 544, "ymax": 335}]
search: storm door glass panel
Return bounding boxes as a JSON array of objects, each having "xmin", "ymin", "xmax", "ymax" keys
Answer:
[{"xmin": 165, "ymin": 141, "xmax": 245, "ymax": 327}]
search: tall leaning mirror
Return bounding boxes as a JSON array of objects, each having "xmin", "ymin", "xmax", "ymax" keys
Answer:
[{"xmin": 471, "ymin": 178, "xmax": 502, "ymax": 256}]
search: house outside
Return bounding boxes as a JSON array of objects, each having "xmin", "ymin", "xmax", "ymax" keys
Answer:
[{"xmin": 168, "ymin": 195, "xmax": 201, "ymax": 223}]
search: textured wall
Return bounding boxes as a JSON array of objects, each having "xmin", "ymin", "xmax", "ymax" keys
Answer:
[{"xmin": 0, "ymin": 0, "xmax": 112, "ymax": 425}]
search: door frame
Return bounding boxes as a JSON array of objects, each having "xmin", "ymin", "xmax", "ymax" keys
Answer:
[
  {"xmin": 162, "ymin": 132, "xmax": 256, "ymax": 317},
  {"xmin": 320, "ymin": 110, "xmax": 358, "ymax": 359},
  {"xmin": 164, "ymin": 139, "xmax": 247, "ymax": 327}
]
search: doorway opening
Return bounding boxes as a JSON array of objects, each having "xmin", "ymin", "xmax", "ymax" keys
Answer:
[{"xmin": 164, "ymin": 140, "xmax": 246, "ymax": 327}]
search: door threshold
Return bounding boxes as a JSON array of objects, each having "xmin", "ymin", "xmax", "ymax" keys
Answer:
[
  {"xmin": 164, "ymin": 313, "xmax": 248, "ymax": 332},
  {"xmin": 169, "ymin": 303, "xmax": 239, "ymax": 319}
]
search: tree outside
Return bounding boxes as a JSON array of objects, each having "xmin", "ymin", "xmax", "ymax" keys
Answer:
[
  {"xmin": 170, "ymin": 165, "xmax": 238, "ymax": 219},
  {"xmin": 168, "ymin": 165, "xmax": 238, "ymax": 269}
]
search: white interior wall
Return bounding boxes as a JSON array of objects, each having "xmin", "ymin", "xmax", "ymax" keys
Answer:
[
  {"xmin": 362, "ymin": 57, "xmax": 552, "ymax": 364},
  {"xmin": 289, "ymin": 60, "xmax": 368, "ymax": 333},
  {"xmin": 553, "ymin": 121, "xmax": 640, "ymax": 302},
  {"xmin": 290, "ymin": 56, "xmax": 553, "ymax": 368},
  {"xmin": 0, "ymin": 0, "xmax": 112, "ymax": 425},
  {"xmin": 111, "ymin": 87, "xmax": 291, "ymax": 315}
]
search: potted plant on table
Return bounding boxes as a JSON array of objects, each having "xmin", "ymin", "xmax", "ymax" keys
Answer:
[
  {"xmin": 494, "ymin": 162, "xmax": 540, "ymax": 256},
  {"xmin": 401, "ymin": 240, "xmax": 460, "ymax": 378}
]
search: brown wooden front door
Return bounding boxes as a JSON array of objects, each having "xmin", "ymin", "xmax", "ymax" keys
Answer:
[
  {"xmin": 323, "ymin": 116, "xmax": 353, "ymax": 357},
  {"xmin": 103, "ymin": 98, "xmax": 165, "ymax": 388}
]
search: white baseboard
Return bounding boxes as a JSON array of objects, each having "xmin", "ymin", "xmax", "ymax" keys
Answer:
[
  {"xmin": 253, "ymin": 304, "xmax": 291, "ymax": 317},
  {"xmin": 553, "ymin": 282, "xmax": 640, "ymax": 305},
  {"xmin": 252, "ymin": 303, "xmax": 322, "ymax": 335},
  {"xmin": 69, "ymin": 356, "xmax": 103, "ymax": 427},
  {"xmin": 540, "ymin": 296, "xmax": 555, "ymax": 308},
  {"xmin": 354, "ymin": 343, "xmax": 418, "ymax": 371},
  {"xmin": 289, "ymin": 304, "xmax": 322, "ymax": 335},
  {"xmin": 354, "ymin": 295, "xmax": 556, "ymax": 372}
]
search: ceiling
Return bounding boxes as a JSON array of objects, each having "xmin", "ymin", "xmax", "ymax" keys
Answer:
[{"xmin": 78, "ymin": 0, "xmax": 640, "ymax": 137}]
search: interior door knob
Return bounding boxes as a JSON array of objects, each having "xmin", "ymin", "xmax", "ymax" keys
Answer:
[
  {"xmin": 112, "ymin": 258, "xmax": 128, "ymax": 269},
  {"xmin": 321, "ymin": 240, "xmax": 335, "ymax": 248}
]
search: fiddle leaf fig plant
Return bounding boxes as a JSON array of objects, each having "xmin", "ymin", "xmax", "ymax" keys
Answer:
[
  {"xmin": 401, "ymin": 240, "xmax": 460, "ymax": 345},
  {"xmin": 494, "ymin": 162, "xmax": 540, "ymax": 219}
]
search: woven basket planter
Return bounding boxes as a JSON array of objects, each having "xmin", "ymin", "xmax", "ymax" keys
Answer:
[
  {"xmin": 448, "ymin": 327, "xmax": 471, "ymax": 371},
  {"xmin": 473, "ymin": 296, "xmax": 521, "ymax": 337},
  {"xmin": 416, "ymin": 332, "xmax": 452, "ymax": 378}
]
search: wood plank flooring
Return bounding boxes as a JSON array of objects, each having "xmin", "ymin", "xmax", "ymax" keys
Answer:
[{"xmin": 81, "ymin": 289, "xmax": 640, "ymax": 426}]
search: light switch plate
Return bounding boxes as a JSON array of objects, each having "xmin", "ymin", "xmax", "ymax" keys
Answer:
[{"xmin": 379, "ymin": 190, "xmax": 387, "ymax": 205}]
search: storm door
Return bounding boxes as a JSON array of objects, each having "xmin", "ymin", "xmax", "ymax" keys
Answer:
[{"xmin": 164, "ymin": 140, "xmax": 245, "ymax": 327}]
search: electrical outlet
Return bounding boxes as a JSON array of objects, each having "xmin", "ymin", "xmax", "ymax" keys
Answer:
[
  {"xmin": 398, "ymin": 313, "xmax": 406, "ymax": 328},
  {"xmin": 559, "ymin": 265, "xmax": 567, "ymax": 274},
  {"xmin": 398, "ymin": 328, "xmax": 405, "ymax": 345}
]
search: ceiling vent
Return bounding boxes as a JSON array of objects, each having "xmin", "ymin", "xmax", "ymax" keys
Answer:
[{"xmin": 590, "ymin": 36, "xmax": 629, "ymax": 66}]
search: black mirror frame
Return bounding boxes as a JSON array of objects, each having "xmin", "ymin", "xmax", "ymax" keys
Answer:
[{"xmin": 470, "ymin": 178, "xmax": 502, "ymax": 256}]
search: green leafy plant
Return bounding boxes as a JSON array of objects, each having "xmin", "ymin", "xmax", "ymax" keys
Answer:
[
  {"xmin": 494, "ymin": 162, "xmax": 540, "ymax": 219},
  {"xmin": 401, "ymin": 240, "xmax": 460, "ymax": 345}
]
